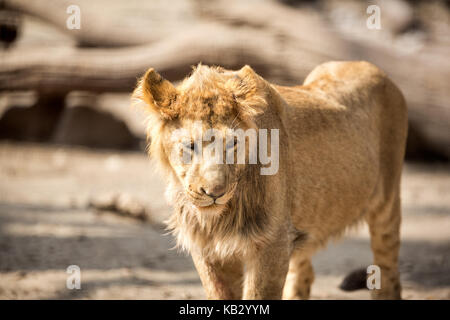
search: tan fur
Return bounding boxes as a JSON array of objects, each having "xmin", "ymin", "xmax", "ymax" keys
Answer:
[{"xmin": 132, "ymin": 61, "xmax": 408, "ymax": 300}]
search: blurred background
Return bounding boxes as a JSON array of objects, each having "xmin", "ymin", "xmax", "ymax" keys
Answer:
[{"xmin": 0, "ymin": 0, "xmax": 448, "ymax": 299}]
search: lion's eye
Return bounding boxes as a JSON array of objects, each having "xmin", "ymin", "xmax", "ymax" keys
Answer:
[{"xmin": 184, "ymin": 141, "xmax": 196, "ymax": 152}]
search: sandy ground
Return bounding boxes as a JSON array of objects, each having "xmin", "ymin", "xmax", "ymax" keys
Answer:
[{"xmin": 0, "ymin": 142, "xmax": 449, "ymax": 300}]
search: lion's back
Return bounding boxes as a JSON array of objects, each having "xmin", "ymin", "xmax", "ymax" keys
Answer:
[{"xmin": 274, "ymin": 61, "xmax": 407, "ymax": 243}]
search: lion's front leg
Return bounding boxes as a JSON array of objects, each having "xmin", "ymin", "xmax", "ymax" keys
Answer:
[
  {"xmin": 191, "ymin": 251, "xmax": 243, "ymax": 300},
  {"xmin": 243, "ymin": 236, "xmax": 291, "ymax": 300}
]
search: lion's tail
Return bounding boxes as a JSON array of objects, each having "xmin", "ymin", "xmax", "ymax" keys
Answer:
[{"xmin": 339, "ymin": 268, "xmax": 368, "ymax": 291}]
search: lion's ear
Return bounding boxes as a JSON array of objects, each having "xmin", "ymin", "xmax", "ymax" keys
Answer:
[
  {"xmin": 132, "ymin": 68, "xmax": 178, "ymax": 120},
  {"xmin": 227, "ymin": 65, "xmax": 266, "ymax": 119}
]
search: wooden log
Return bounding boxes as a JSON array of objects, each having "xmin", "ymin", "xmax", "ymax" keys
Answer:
[
  {"xmin": 3, "ymin": 0, "xmax": 156, "ymax": 47},
  {"xmin": 0, "ymin": 22, "xmax": 339, "ymax": 92}
]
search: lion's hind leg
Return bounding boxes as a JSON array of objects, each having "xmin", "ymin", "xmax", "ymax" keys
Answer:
[{"xmin": 365, "ymin": 194, "xmax": 402, "ymax": 299}]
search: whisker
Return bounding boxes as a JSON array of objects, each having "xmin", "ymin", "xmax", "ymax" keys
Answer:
[
  {"xmin": 229, "ymin": 112, "xmax": 239, "ymax": 130},
  {"xmin": 230, "ymin": 111, "xmax": 241, "ymax": 130}
]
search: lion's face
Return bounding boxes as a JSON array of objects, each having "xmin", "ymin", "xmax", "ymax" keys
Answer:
[
  {"xmin": 162, "ymin": 119, "xmax": 247, "ymax": 212},
  {"xmin": 133, "ymin": 64, "xmax": 266, "ymax": 214}
]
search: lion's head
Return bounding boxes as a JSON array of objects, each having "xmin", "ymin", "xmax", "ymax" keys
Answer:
[{"xmin": 132, "ymin": 65, "xmax": 270, "ymax": 215}]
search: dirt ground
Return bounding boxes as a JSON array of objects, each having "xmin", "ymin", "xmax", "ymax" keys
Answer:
[{"xmin": 0, "ymin": 142, "xmax": 449, "ymax": 300}]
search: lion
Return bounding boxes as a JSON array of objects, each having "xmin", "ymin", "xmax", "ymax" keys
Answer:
[{"xmin": 132, "ymin": 61, "xmax": 408, "ymax": 300}]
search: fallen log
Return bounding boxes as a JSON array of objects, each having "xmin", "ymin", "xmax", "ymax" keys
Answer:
[
  {"xmin": 0, "ymin": 22, "xmax": 340, "ymax": 93},
  {"xmin": 3, "ymin": 0, "xmax": 156, "ymax": 47}
]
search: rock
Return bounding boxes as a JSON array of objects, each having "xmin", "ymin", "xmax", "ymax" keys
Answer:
[
  {"xmin": 115, "ymin": 193, "xmax": 148, "ymax": 221},
  {"xmin": 89, "ymin": 192, "xmax": 117, "ymax": 211},
  {"xmin": 89, "ymin": 192, "xmax": 149, "ymax": 222}
]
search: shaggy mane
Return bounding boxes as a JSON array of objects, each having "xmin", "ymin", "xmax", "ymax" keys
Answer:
[
  {"xmin": 165, "ymin": 162, "xmax": 278, "ymax": 260},
  {"xmin": 132, "ymin": 64, "xmax": 278, "ymax": 260}
]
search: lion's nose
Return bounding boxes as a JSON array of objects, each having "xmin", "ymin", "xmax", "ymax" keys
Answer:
[{"xmin": 200, "ymin": 185, "xmax": 226, "ymax": 199}]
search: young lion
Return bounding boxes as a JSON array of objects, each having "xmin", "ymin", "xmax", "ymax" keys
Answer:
[{"xmin": 132, "ymin": 61, "xmax": 408, "ymax": 300}]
